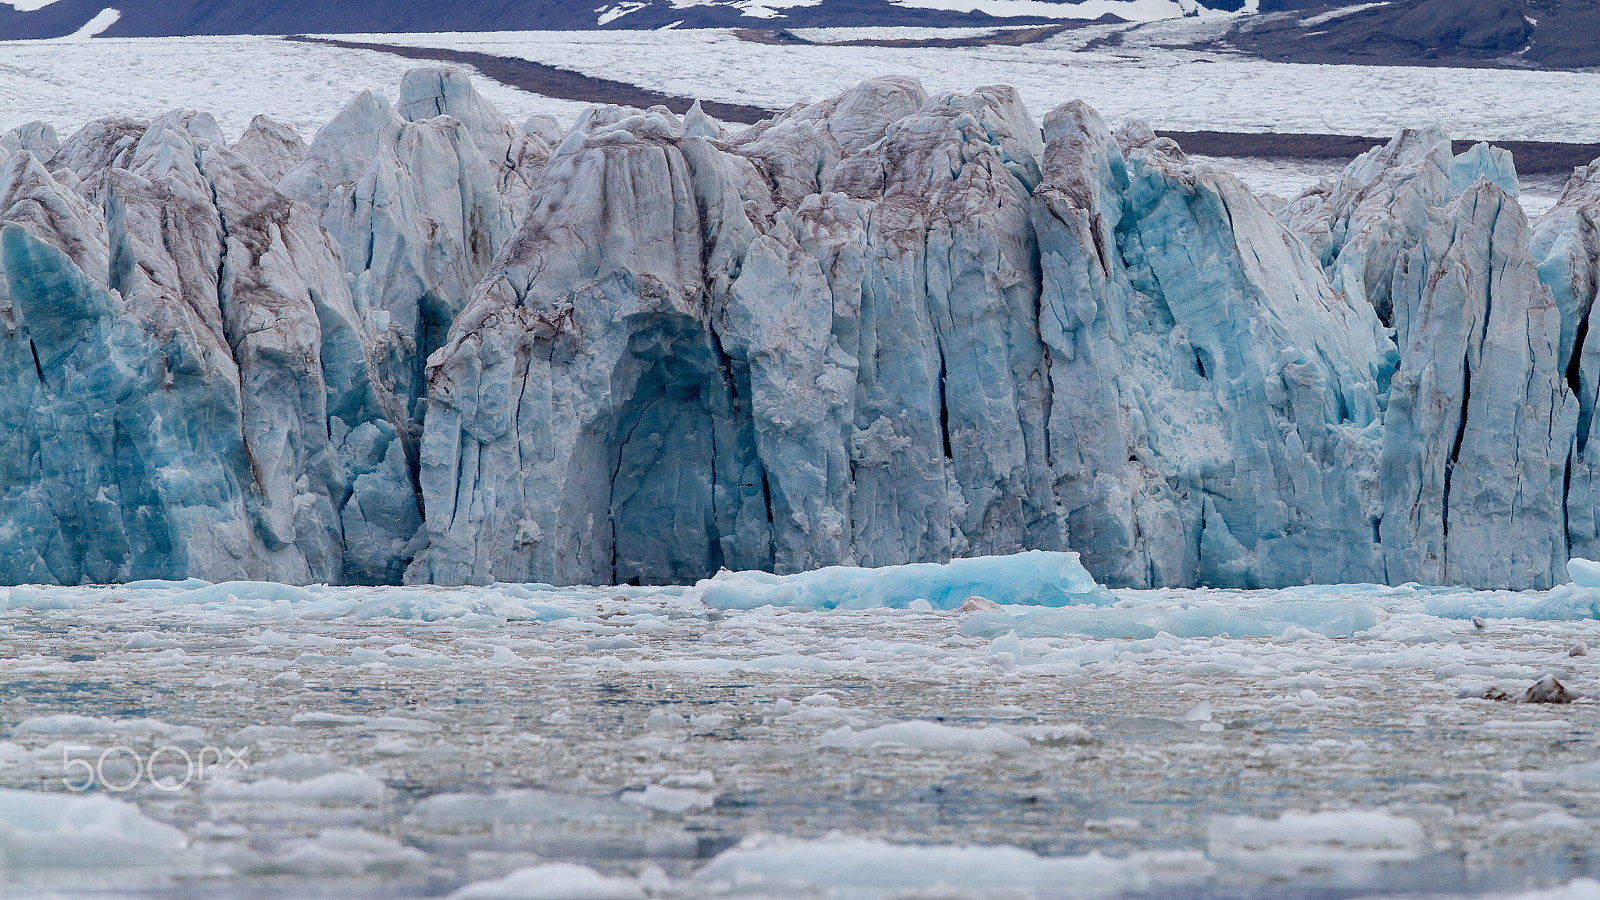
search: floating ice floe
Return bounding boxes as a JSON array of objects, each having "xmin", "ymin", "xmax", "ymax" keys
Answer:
[
  {"xmin": 621, "ymin": 783, "xmax": 716, "ymax": 814},
  {"xmin": 406, "ymin": 789, "xmax": 649, "ymax": 831},
  {"xmin": 694, "ymin": 550, "xmax": 1110, "ymax": 610},
  {"xmin": 11, "ymin": 714, "xmax": 206, "ymax": 744},
  {"xmin": 1425, "ymin": 587, "xmax": 1600, "ymax": 622},
  {"xmin": 206, "ymin": 772, "xmax": 391, "ymax": 807},
  {"xmin": 1504, "ymin": 878, "xmax": 1600, "ymax": 899},
  {"xmin": 695, "ymin": 835, "xmax": 1209, "ymax": 897},
  {"xmin": 0, "ymin": 788, "xmax": 193, "ymax": 869},
  {"xmin": 962, "ymin": 597, "xmax": 1377, "ymax": 640},
  {"xmin": 819, "ymin": 720, "xmax": 1031, "ymax": 753},
  {"xmin": 449, "ymin": 863, "xmax": 646, "ymax": 899},
  {"xmin": 1207, "ymin": 810, "xmax": 1426, "ymax": 877},
  {"xmin": 265, "ymin": 828, "xmax": 429, "ymax": 877}
]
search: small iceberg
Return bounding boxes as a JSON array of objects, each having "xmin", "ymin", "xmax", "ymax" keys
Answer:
[
  {"xmin": 1569, "ymin": 558, "xmax": 1600, "ymax": 588},
  {"xmin": 692, "ymin": 550, "xmax": 1111, "ymax": 611}
]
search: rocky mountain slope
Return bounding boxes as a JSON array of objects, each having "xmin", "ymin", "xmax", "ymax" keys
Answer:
[
  {"xmin": 2, "ymin": 69, "xmax": 1598, "ymax": 590},
  {"xmin": 1224, "ymin": 0, "xmax": 1600, "ymax": 69},
  {"xmin": 0, "ymin": 0, "xmax": 1228, "ymax": 39},
  {"xmin": 6, "ymin": 0, "xmax": 1596, "ymax": 70}
]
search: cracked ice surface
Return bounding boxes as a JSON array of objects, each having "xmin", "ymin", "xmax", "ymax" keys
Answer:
[{"xmin": 5, "ymin": 580, "xmax": 1600, "ymax": 897}]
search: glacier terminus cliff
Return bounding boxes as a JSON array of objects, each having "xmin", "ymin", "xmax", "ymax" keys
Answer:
[{"xmin": 2, "ymin": 69, "xmax": 1598, "ymax": 591}]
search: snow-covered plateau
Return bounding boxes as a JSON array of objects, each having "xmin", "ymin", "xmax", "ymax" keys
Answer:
[
  {"xmin": 9, "ymin": 27, "xmax": 1600, "ymax": 145},
  {"xmin": 5, "ymin": 556, "xmax": 1600, "ymax": 898},
  {"xmin": 348, "ymin": 24, "xmax": 1600, "ymax": 145}
]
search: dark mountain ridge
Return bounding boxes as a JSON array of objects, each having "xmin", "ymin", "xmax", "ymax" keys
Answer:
[
  {"xmin": 0, "ymin": 0, "xmax": 1227, "ymax": 39},
  {"xmin": 1228, "ymin": 0, "xmax": 1600, "ymax": 69}
]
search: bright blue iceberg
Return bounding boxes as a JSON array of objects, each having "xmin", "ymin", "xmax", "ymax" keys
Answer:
[{"xmin": 694, "ymin": 550, "xmax": 1112, "ymax": 610}]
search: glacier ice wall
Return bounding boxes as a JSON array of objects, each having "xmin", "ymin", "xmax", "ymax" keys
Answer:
[
  {"xmin": 1380, "ymin": 182, "xmax": 1574, "ymax": 589},
  {"xmin": 0, "ymin": 109, "xmax": 411, "ymax": 585},
  {"xmin": 1034, "ymin": 105, "xmax": 1393, "ymax": 589},
  {"xmin": 4, "ymin": 69, "xmax": 1600, "ymax": 590}
]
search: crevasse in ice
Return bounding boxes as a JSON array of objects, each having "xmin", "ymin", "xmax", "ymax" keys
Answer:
[{"xmin": 3, "ymin": 72, "xmax": 1600, "ymax": 590}]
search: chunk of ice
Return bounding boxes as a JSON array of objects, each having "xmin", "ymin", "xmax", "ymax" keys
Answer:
[
  {"xmin": 819, "ymin": 721, "xmax": 1030, "ymax": 753},
  {"xmin": 962, "ymin": 598, "xmax": 1376, "ymax": 640},
  {"xmin": 206, "ymin": 772, "xmax": 390, "ymax": 806},
  {"xmin": 173, "ymin": 581, "xmax": 318, "ymax": 605},
  {"xmin": 1569, "ymin": 558, "xmax": 1600, "ymax": 588},
  {"xmin": 1207, "ymin": 810, "xmax": 1425, "ymax": 875},
  {"xmin": 621, "ymin": 784, "xmax": 714, "ymax": 814},
  {"xmin": 449, "ymin": 863, "xmax": 645, "ymax": 899},
  {"xmin": 0, "ymin": 788, "xmax": 191, "ymax": 869},
  {"xmin": 694, "ymin": 550, "xmax": 1109, "ymax": 610},
  {"xmin": 695, "ymin": 836, "xmax": 1208, "ymax": 895}
]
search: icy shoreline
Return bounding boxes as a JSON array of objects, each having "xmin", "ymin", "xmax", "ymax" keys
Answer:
[{"xmin": 4, "ymin": 569, "xmax": 1600, "ymax": 897}]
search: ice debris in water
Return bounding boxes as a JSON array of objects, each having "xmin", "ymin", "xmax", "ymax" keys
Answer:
[
  {"xmin": 693, "ymin": 550, "xmax": 1110, "ymax": 610},
  {"xmin": 1472, "ymin": 675, "xmax": 1577, "ymax": 703},
  {"xmin": 1425, "ymin": 565, "xmax": 1600, "ymax": 620},
  {"xmin": 1506, "ymin": 879, "xmax": 1600, "ymax": 900}
]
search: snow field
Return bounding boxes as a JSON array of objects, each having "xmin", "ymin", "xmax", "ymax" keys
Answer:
[
  {"xmin": 0, "ymin": 35, "xmax": 594, "ymax": 141},
  {"xmin": 0, "ymin": 28, "xmax": 1586, "ymax": 218},
  {"xmin": 353, "ymin": 26, "xmax": 1600, "ymax": 144}
]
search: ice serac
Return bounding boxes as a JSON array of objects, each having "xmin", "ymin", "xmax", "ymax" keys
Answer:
[
  {"xmin": 1536, "ymin": 159, "xmax": 1600, "ymax": 561},
  {"xmin": 0, "ymin": 137, "xmax": 264, "ymax": 586},
  {"xmin": 396, "ymin": 67, "xmax": 552, "ymax": 217},
  {"xmin": 409, "ymin": 104, "xmax": 770, "ymax": 586},
  {"xmin": 409, "ymin": 81, "xmax": 1079, "ymax": 586},
  {"xmin": 1032, "ymin": 105, "xmax": 1391, "ymax": 588},
  {"xmin": 1282, "ymin": 127, "xmax": 1453, "ymax": 324},
  {"xmin": 727, "ymin": 76, "xmax": 925, "ymax": 206},
  {"xmin": 811, "ymin": 84, "xmax": 1055, "ymax": 570},
  {"xmin": 1, "ymin": 121, "xmax": 59, "ymax": 164},
  {"xmin": 102, "ymin": 110, "xmax": 351, "ymax": 583},
  {"xmin": 520, "ymin": 114, "xmax": 565, "ymax": 148},
  {"xmin": 281, "ymin": 89, "xmax": 514, "ymax": 448},
  {"xmin": 1381, "ymin": 181, "xmax": 1575, "ymax": 589},
  {"xmin": 1450, "ymin": 142, "xmax": 1518, "ymax": 198},
  {"xmin": 1283, "ymin": 128, "xmax": 1525, "ymax": 327},
  {"xmin": 231, "ymin": 115, "xmax": 308, "ymax": 184},
  {"xmin": 0, "ymin": 108, "xmax": 411, "ymax": 585},
  {"xmin": 408, "ymin": 79, "xmax": 1426, "ymax": 589},
  {"xmin": 48, "ymin": 116, "xmax": 149, "ymax": 201},
  {"xmin": 1031, "ymin": 105, "xmax": 1192, "ymax": 588}
]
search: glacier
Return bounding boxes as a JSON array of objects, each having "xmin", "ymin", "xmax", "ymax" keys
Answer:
[{"xmin": 3, "ymin": 71, "xmax": 1600, "ymax": 590}]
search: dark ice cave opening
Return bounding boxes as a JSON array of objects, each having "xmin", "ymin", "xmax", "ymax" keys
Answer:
[{"xmin": 606, "ymin": 329, "xmax": 723, "ymax": 586}]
